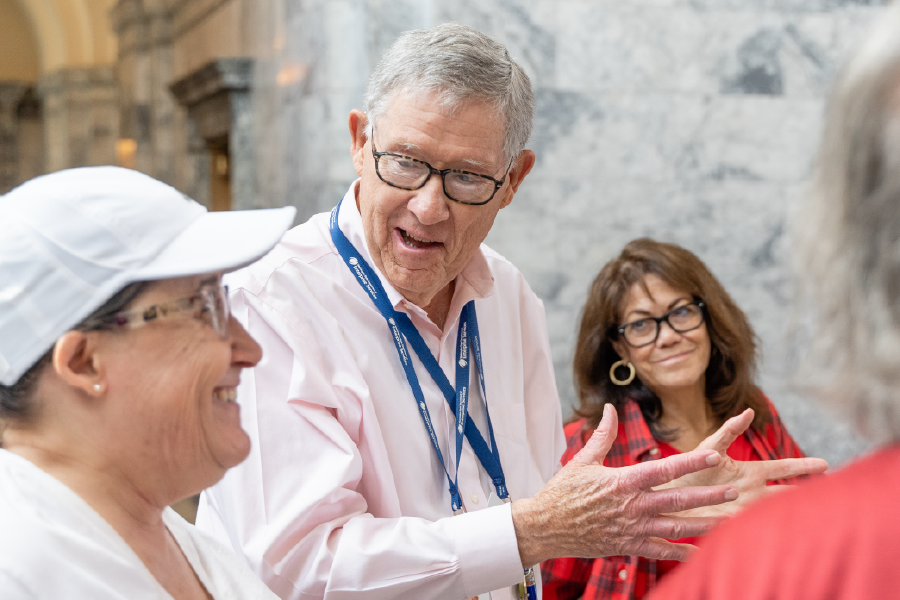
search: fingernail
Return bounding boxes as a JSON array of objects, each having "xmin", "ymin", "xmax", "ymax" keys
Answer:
[
  {"xmin": 705, "ymin": 453, "xmax": 721, "ymax": 466},
  {"xmin": 725, "ymin": 488, "xmax": 738, "ymax": 501}
]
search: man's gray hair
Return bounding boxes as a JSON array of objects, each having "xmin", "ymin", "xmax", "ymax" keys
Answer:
[
  {"xmin": 364, "ymin": 23, "xmax": 534, "ymax": 165},
  {"xmin": 796, "ymin": 3, "xmax": 900, "ymax": 442}
]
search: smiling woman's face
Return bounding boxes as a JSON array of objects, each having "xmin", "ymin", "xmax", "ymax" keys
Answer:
[
  {"xmin": 97, "ymin": 274, "xmax": 261, "ymax": 501},
  {"xmin": 612, "ymin": 274, "xmax": 711, "ymax": 400}
]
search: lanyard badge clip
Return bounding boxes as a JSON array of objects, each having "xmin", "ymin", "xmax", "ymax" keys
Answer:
[{"xmin": 519, "ymin": 568, "xmax": 537, "ymax": 600}]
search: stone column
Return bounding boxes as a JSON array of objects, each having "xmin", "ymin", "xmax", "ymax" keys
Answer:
[
  {"xmin": 0, "ymin": 83, "xmax": 26, "ymax": 193},
  {"xmin": 146, "ymin": 0, "xmax": 178, "ymax": 185},
  {"xmin": 170, "ymin": 58, "xmax": 255, "ymax": 210},
  {"xmin": 39, "ymin": 68, "xmax": 118, "ymax": 172},
  {"xmin": 171, "ymin": 107, "xmax": 211, "ymax": 209},
  {"xmin": 112, "ymin": 0, "xmax": 154, "ymax": 174},
  {"xmin": 16, "ymin": 88, "xmax": 43, "ymax": 185}
]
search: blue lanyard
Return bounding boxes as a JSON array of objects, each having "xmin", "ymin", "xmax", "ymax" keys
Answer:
[
  {"xmin": 330, "ymin": 200, "xmax": 536, "ymax": 600},
  {"xmin": 329, "ymin": 200, "xmax": 509, "ymax": 510}
]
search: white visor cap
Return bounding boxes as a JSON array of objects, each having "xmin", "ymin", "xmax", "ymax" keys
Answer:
[{"xmin": 0, "ymin": 166, "xmax": 295, "ymax": 386}]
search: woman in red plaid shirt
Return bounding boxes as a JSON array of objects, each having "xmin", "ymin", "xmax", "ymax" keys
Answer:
[{"xmin": 541, "ymin": 238, "xmax": 807, "ymax": 600}]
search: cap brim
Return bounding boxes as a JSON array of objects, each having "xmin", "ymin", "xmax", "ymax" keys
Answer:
[{"xmin": 134, "ymin": 206, "xmax": 296, "ymax": 280}]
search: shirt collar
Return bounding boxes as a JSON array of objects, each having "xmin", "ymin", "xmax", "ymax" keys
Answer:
[{"xmin": 336, "ymin": 180, "xmax": 496, "ymax": 319}]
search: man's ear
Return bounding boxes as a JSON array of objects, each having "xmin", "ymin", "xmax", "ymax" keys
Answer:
[
  {"xmin": 52, "ymin": 331, "xmax": 105, "ymax": 397},
  {"xmin": 348, "ymin": 109, "xmax": 369, "ymax": 177},
  {"xmin": 499, "ymin": 149, "xmax": 536, "ymax": 209}
]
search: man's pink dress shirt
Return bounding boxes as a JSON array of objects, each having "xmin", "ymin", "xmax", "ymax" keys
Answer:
[{"xmin": 196, "ymin": 183, "xmax": 565, "ymax": 599}]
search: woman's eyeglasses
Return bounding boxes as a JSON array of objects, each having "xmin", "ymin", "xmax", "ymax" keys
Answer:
[
  {"xmin": 614, "ymin": 301, "xmax": 706, "ymax": 348},
  {"xmin": 81, "ymin": 285, "xmax": 231, "ymax": 340}
]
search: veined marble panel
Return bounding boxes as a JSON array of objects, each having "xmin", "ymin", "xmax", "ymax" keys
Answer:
[
  {"xmin": 528, "ymin": 91, "xmax": 821, "ymax": 186},
  {"xmin": 603, "ymin": 0, "xmax": 885, "ymax": 10},
  {"xmin": 555, "ymin": 3, "xmax": 881, "ymax": 97},
  {"xmin": 432, "ymin": 0, "xmax": 558, "ymax": 88}
]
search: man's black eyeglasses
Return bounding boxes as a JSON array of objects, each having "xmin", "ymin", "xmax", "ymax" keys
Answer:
[{"xmin": 371, "ymin": 131, "xmax": 510, "ymax": 205}]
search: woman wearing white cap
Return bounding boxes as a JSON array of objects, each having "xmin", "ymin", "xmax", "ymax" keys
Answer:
[{"xmin": 0, "ymin": 166, "xmax": 295, "ymax": 599}]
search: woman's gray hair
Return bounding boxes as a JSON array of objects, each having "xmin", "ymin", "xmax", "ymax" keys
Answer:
[
  {"xmin": 795, "ymin": 2, "xmax": 900, "ymax": 443},
  {"xmin": 364, "ymin": 23, "xmax": 534, "ymax": 165}
]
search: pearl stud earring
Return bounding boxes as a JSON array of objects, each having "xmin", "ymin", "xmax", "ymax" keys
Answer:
[{"xmin": 93, "ymin": 384, "xmax": 101, "ymax": 392}]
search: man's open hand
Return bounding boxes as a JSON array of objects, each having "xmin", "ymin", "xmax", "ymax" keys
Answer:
[
  {"xmin": 511, "ymin": 404, "xmax": 738, "ymax": 568},
  {"xmin": 663, "ymin": 409, "xmax": 829, "ymax": 518}
]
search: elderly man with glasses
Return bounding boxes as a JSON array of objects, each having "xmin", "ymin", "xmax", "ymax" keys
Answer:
[{"xmin": 196, "ymin": 24, "xmax": 825, "ymax": 600}]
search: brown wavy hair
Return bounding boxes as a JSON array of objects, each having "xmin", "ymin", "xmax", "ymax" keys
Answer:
[{"xmin": 573, "ymin": 238, "xmax": 770, "ymax": 438}]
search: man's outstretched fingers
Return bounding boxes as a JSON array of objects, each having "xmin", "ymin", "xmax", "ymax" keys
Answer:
[
  {"xmin": 696, "ymin": 409, "xmax": 754, "ymax": 454},
  {"xmin": 568, "ymin": 403, "xmax": 618, "ymax": 467},
  {"xmin": 620, "ymin": 448, "xmax": 722, "ymax": 490},
  {"xmin": 629, "ymin": 538, "xmax": 697, "ymax": 562},
  {"xmin": 640, "ymin": 516, "xmax": 722, "ymax": 541},
  {"xmin": 639, "ymin": 484, "xmax": 738, "ymax": 515},
  {"xmin": 761, "ymin": 456, "xmax": 829, "ymax": 481}
]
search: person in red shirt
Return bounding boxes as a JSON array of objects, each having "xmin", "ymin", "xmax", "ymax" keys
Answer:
[
  {"xmin": 542, "ymin": 238, "xmax": 810, "ymax": 600},
  {"xmin": 649, "ymin": 5, "xmax": 900, "ymax": 599}
]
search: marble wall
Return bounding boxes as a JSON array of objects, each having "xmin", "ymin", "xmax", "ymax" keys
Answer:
[{"xmin": 255, "ymin": 0, "xmax": 890, "ymax": 466}]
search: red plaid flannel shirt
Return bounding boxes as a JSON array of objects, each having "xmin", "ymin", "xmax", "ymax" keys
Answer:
[{"xmin": 540, "ymin": 395, "xmax": 806, "ymax": 600}]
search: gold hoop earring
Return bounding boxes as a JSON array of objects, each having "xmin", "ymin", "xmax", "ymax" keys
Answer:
[{"xmin": 609, "ymin": 360, "xmax": 635, "ymax": 386}]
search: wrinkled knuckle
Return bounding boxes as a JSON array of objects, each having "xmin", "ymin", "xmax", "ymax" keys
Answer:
[
  {"xmin": 664, "ymin": 460, "xmax": 681, "ymax": 482},
  {"xmin": 657, "ymin": 490, "xmax": 684, "ymax": 515},
  {"xmin": 609, "ymin": 471, "xmax": 624, "ymax": 492},
  {"xmin": 633, "ymin": 515, "xmax": 652, "ymax": 538},
  {"xmin": 622, "ymin": 489, "xmax": 642, "ymax": 512},
  {"xmin": 635, "ymin": 537, "xmax": 654, "ymax": 558}
]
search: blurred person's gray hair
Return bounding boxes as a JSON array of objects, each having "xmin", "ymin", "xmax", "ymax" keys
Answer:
[
  {"xmin": 795, "ymin": 2, "xmax": 900, "ymax": 442},
  {"xmin": 363, "ymin": 22, "xmax": 534, "ymax": 165}
]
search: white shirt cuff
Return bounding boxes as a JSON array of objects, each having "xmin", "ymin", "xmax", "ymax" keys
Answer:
[{"xmin": 452, "ymin": 504, "xmax": 524, "ymax": 597}]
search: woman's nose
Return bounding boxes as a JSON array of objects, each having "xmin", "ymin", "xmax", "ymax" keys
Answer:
[{"xmin": 228, "ymin": 316, "xmax": 262, "ymax": 368}]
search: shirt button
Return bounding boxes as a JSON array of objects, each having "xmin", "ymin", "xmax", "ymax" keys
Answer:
[
  {"xmin": 649, "ymin": 448, "xmax": 660, "ymax": 456},
  {"xmin": 470, "ymin": 493, "xmax": 479, "ymax": 504},
  {"xmin": 618, "ymin": 569, "xmax": 628, "ymax": 581}
]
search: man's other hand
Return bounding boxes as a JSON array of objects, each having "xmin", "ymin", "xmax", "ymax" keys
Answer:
[{"xmin": 662, "ymin": 408, "xmax": 829, "ymax": 518}]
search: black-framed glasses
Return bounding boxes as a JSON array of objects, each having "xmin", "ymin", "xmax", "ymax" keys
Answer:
[
  {"xmin": 614, "ymin": 301, "xmax": 706, "ymax": 348},
  {"xmin": 371, "ymin": 130, "xmax": 510, "ymax": 205},
  {"xmin": 81, "ymin": 285, "xmax": 231, "ymax": 340}
]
